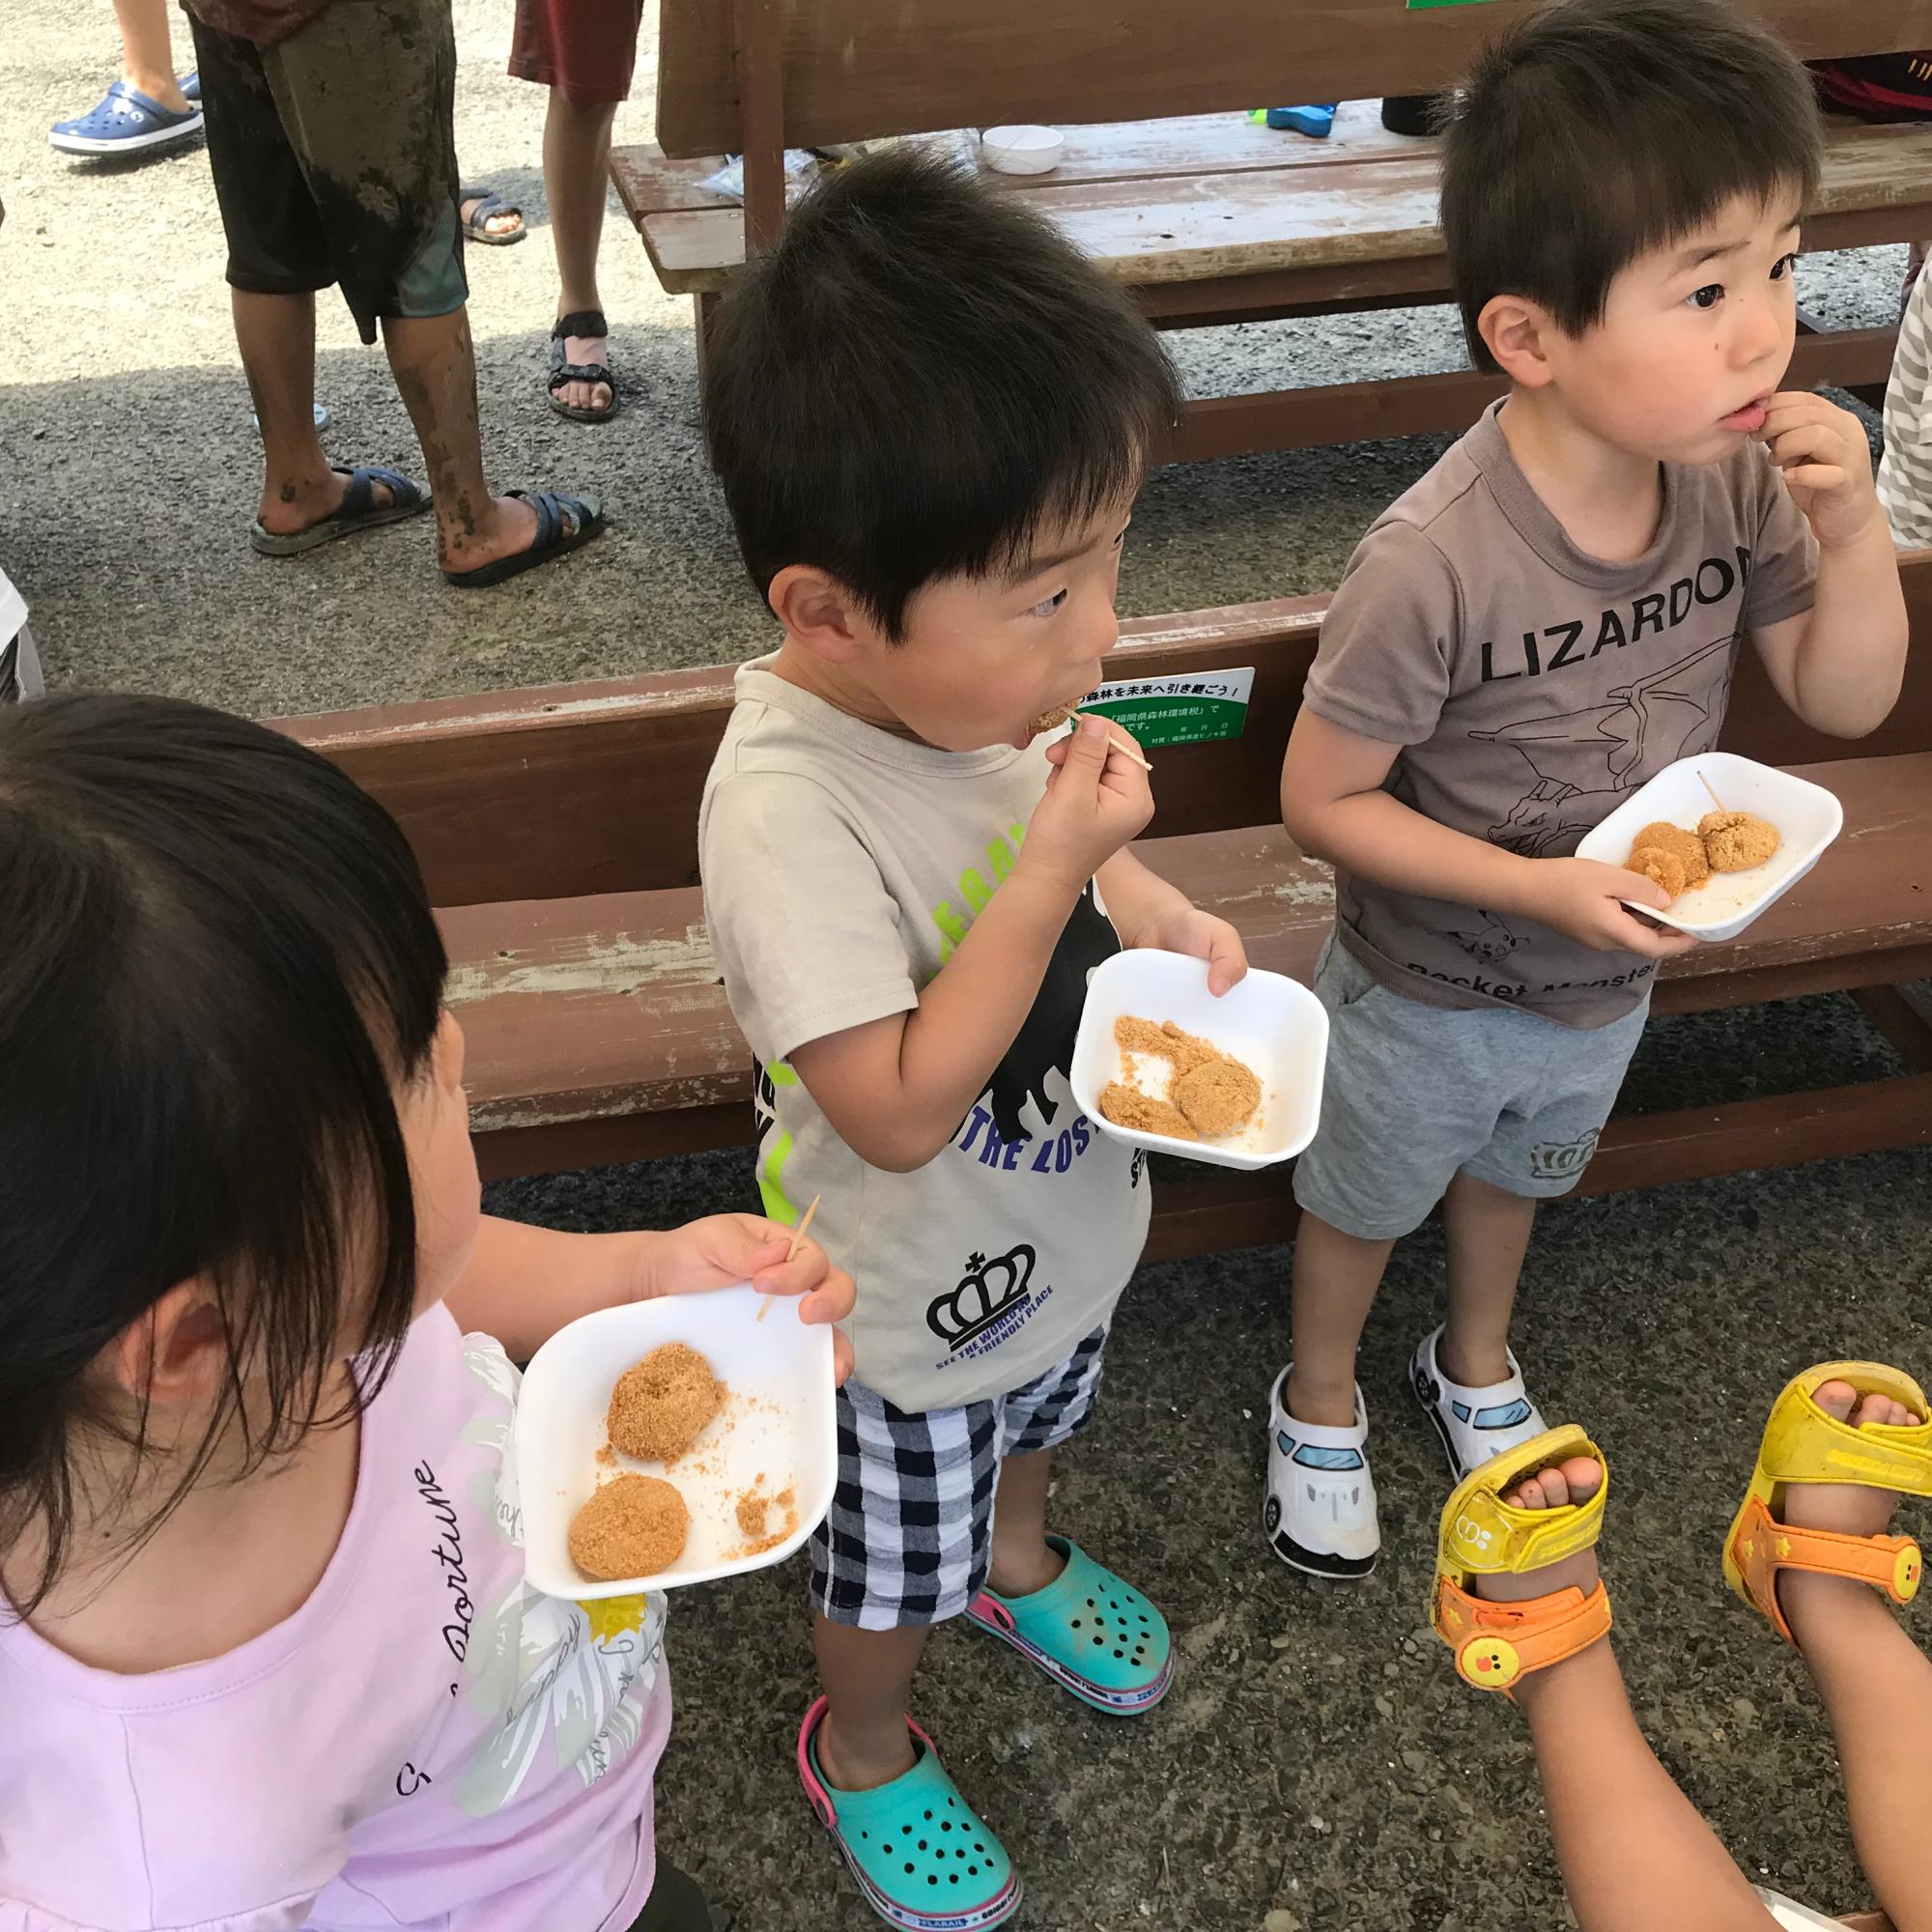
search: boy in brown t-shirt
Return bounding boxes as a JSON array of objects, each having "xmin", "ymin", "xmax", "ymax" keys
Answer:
[{"xmin": 1264, "ymin": 0, "xmax": 1909, "ymax": 1580}]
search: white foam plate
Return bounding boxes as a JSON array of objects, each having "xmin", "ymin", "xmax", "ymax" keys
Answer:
[
  {"xmin": 980, "ymin": 124, "xmax": 1065, "ymax": 174},
  {"xmin": 1071, "ymin": 949, "xmax": 1328, "ymax": 1171},
  {"xmin": 1574, "ymin": 753, "xmax": 1842, "ymax": 943},
  {"xmin": 516, "ymin": 1285, "xmax": 837, "ymax": 1600},
  {"xmin": 1754, "ymin": 1892, "xmax": 1849, "ymax": 1932}
]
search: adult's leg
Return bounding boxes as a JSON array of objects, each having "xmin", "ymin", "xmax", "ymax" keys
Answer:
[
  {"xmin": 235, "ymin": 290, "xmax": 396, "ymax": 535},
  {"xmin": 1438, "ymin": 1171, "xmax": 1537, "ymax": 1390},
  {"xmin": 1478, "ymin": 1461, "xmax": 1780, "ymax": 1932},
  {"xmin": 269, "ymin": 0, "xmax": 590, "ymax": 572},
  {"xmin": 544, "ymin": 88, "xmax": 621, "ymax": 412},
  {"xmin": 382, "ymin": 309, "xmax": 545, "ymax": 571},
  {"xmin": 114, "ymin": 0, "xmax": 190, "ymax": 112},
  {"xmin": 1779, "ymin": 1385, "xmax": 1932, "ymax": 1931},
  {"xmin": 192, "ymin": 17, "xmax": 386, "ymax": 536}
]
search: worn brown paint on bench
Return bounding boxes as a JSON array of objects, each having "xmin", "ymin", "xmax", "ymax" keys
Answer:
[{"xmin": 441, "ymin": 752, "xmax": 1932, "ymax": 1181}]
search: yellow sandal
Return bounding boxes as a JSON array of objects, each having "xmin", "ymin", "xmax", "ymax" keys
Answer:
[
  {"xmin": 1723, "ymin": 1361, "xmax": 1931, "ymax": 1645},
  {"xmin": 1432, "ymin": 1425, "xmax": 1613, "ymax": 1694}
]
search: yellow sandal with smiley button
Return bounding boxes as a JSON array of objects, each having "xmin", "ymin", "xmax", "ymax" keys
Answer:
[{"xmin": 1432, "ymin": 1425, "xmax": 1613, "ymax": 1695}]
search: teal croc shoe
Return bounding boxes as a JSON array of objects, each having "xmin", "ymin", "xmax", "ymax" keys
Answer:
[
  {"xmin": 796, "ymin": 1697, "xmax": 1020, "ymax": 1931},
  {"xmin": 965, "ymin": 1536, "xmax": 1173, "ymax": 1715}
]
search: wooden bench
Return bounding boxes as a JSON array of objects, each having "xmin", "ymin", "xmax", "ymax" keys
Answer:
[
  {"xmin": 612, "ymin": 0, "xmax": 1932, "ymax": 460},
  {"xmin": 282, "ymin": 552, "xmax": 1932, "ymax": 1265}
]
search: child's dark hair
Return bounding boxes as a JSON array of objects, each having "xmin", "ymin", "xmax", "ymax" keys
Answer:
[
  {"xmin": 0, "ymin": 695, "xmax": 447, "ymax": 1615},
  {"xmin": 1441, "ymin": 0, "xmax": 1823, "ymax": 372},
  {"xmin": 702, "ymin": 145, "xmax": 1182, "ymax": 639}
]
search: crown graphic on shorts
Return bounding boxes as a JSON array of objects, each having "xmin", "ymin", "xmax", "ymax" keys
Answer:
[{"xmin": 927, "ymin": 1245, "xmax": 1037, "ymax": 1351}]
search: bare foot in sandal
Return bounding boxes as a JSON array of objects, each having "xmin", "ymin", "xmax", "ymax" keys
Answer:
[
  {"xmin": 1776, "ymin": 1381, "xmax": 1920, "ymax": 1634},
  {"xmin": 549, "ymin": 310, "xmax": 613, "ymax": 419},
  {"xmin": 1469, "ymin": 1454, "xmax": 1606, "ymax": 1607},
  {"xmin": 255, "ymin": 462, "xmax": 398, "ymax": 540}
]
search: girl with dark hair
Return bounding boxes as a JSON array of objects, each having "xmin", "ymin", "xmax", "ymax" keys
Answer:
[{"xmin": 0, "ymin": 694, "xmax": 854, "ymax": 1932}]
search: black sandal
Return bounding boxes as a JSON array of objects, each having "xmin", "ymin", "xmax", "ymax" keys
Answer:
[
  {"xmin": 547, "ymin": 310, "xmax": 617, "ymax": 423},
  {"xmin": 459, "ymin": 184, "xmax": 526, "ymax": 244},
  {"xmin": 440, "ymin": 489, "xmax": 606, "ymax": 589}
]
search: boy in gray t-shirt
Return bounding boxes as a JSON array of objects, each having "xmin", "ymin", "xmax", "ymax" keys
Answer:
[
  {"xmin": 698, "ymin": 152, "xmax": 1246, "ymax": 1929},
  {"xmin": 1264, "ymin": 0, "xmax": 1909, "ymax": 1582}
]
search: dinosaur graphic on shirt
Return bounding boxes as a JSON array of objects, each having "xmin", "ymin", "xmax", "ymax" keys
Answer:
[{"xmin": 1473, "ymin": 635, "xmax": 1736, "ymax": 859}]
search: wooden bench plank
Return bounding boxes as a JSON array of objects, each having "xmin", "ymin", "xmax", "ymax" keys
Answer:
[
  {"xmin": 286, "ymin": 554, "xmax": 1932, "ymax": 910},
  {"xmin": 611, "ymin": 105, "xmax": 1428, "ymax": 227},
  {"xmin": 629, "ymin": 115, "xmax": 1932, "ymax": 295},
  {"xmin": 654, "ymin": 0, "xmax": 1932, "ymax": 158},
  {"xmin": 445, "ymin": 753, "xmax": 1932, "ymax": 1158},
  {"xmin": 1170, "ymin": 323, "xmax": 1903, "ymax": 462}
]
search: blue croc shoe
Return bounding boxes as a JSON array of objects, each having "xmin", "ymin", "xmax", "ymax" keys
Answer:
[
  {"xmin": 51, "ymin": 79, "xmax": 204, "ymax": 156},
  {"xmin": 966, "ymin": 1536, "xmax": 1173, "ymax": 1715},
  {"xmin": 797, "ymin": 1698, "xmax": 1020, "ymax": 1931}
]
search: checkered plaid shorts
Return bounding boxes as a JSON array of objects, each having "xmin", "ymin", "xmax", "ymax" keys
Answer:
[{"xmin": 809, "ymin": 1324, "xmax": 1110, "ymax": 1629}]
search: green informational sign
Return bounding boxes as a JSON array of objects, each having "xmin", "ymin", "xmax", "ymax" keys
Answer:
[
  {"xmin": 1406, "ymin": 0, "xmax": 1502, "ymax": 9},
  {"xmin": 1080, "ymin": 668, "xmax": 1255, "ymax": 749}
]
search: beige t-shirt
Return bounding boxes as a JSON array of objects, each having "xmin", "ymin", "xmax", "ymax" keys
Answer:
[
  {"xmin": 1302, "ymin": 404, "xmax": 1816, "ymax": 1028},
  {"xmin": 699, "ymin": 663, "xmax": 1151, "ymax": 1413}
]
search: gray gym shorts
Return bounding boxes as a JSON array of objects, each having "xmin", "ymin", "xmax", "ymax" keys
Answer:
[{"xmin": 1292, "ymin": 936, "xmax": 1650, "ymax": 1240}]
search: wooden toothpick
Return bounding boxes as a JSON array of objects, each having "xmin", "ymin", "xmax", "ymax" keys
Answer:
[
  {"xmin": 1067, "ymin": 712, "xmax": 1153, "ymax": 772},
  {"xmin": 1698, "ymin": 771, "xmax": 1727, "ymax": 814},
  {"xmin": 756, "ymin": 1193, "xmax": 821, "ymax": 1320}
]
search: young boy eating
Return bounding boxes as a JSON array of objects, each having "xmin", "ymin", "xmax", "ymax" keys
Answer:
[
  {"xmin": 698, "ymin": 149, "xmax": 1247, "ymax": 1930},
  {"xmin": 1265, "ymin": 0, "xmax": 1908, "ymax": 1579}
]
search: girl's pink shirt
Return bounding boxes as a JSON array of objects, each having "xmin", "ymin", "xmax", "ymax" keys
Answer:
[{"xmin": 0, "ymin": 1304, "xmax": 671, "ymax": 1932}]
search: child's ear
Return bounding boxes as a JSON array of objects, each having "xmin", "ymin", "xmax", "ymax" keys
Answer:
[
  {"xmin": 768, "ymin": 566, "xmax": 875, "ymax": 663},
  {"xmin": 105, "ymin": 1279, "xmax": 233, "ymax": 1407},
  {"xmin": 1477, "ymin": 294, "xmax": 1557, "ymax": 389}
]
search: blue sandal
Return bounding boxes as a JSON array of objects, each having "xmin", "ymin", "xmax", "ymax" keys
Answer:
[
  {"xmin": 51, "ymin": 79, "xmax": 203, "ymax": 156},
  {"xmin": 459, "ymin": 185, "xmax": 526, "ymax": 245},
  {"xmin": 249, "ymin": 465, "xmax": 427, "ymax": 556},
  {"xmin": 796, "ymin": 1698, "xmax": 1019, "ymax": 1931},
  {"xmin": 966, "ymin": 1536, "xmax": 1173, "ymax": 1715}
]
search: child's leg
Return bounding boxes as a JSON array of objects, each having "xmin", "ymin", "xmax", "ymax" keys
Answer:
[
  {"xmin": 1438, "ymin": 1170, "xmax": 1536, "ymax": 1389},
  {"xmin": 1778, "ymin": 1384, "xmax": 1932, "ymax": 1931},
  {"xmin": 1478, "ymin": 1461, "xmax": 1779, "ymax": 1932},
  {"xmin": 812, "ymin": 1617, "xmax": 930, "ymax": 1789},
  {"xmin": 987, "ymin": 1445, "xmax": 1065, "ymax": 1598},
  {"xmin": 1286, "ymin": 1212, "xmax": 1396, "ymax": 1426}
]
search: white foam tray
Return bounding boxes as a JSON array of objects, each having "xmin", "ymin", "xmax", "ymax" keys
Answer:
[
  {"xmin": 517, "ymin": 1285, "xmax": 837, "ymax": 1599},
  {"xmin": 1575, "ymin": 752, "xmax": 1841, "ymax": 943},
  {"xmin": 1071, "ymin": 948, "xmax": 1328, "ymax": 1171}
]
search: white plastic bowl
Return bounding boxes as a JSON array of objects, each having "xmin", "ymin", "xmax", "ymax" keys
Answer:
[
  {"xmin": 516, "ymin": 1284, "xmax": 837, "ymax": 1600},
  {"xmin": 1071, "ymin": 949, "xmax": 1328, "ymax": 1171},
  {"xmin": 980, "ymin": 125, "xmax": 1065, "ymax": 175},
  {"xmin": 1574, "ymin": 752, "xmax": 1842, "ymax": 943}
]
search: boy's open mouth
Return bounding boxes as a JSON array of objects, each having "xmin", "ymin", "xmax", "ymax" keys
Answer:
[{"xmin": 1718, "ymin": 396, "xmax": 1771, "ymax": 434}]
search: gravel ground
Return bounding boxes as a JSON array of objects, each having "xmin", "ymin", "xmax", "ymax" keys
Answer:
[{"xmin": 5, "ymin": 11, "xmax": 1929, "ymax": 1930}]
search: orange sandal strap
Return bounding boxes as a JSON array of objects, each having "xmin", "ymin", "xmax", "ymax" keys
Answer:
[
  {"xmin": 1727, "ymin": 1496, "xmax": 1922, "ymax": 1645},
  {"xmin": 1433, "ymin": 1574, "xmax": 1613, "ymax": 1694}
]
